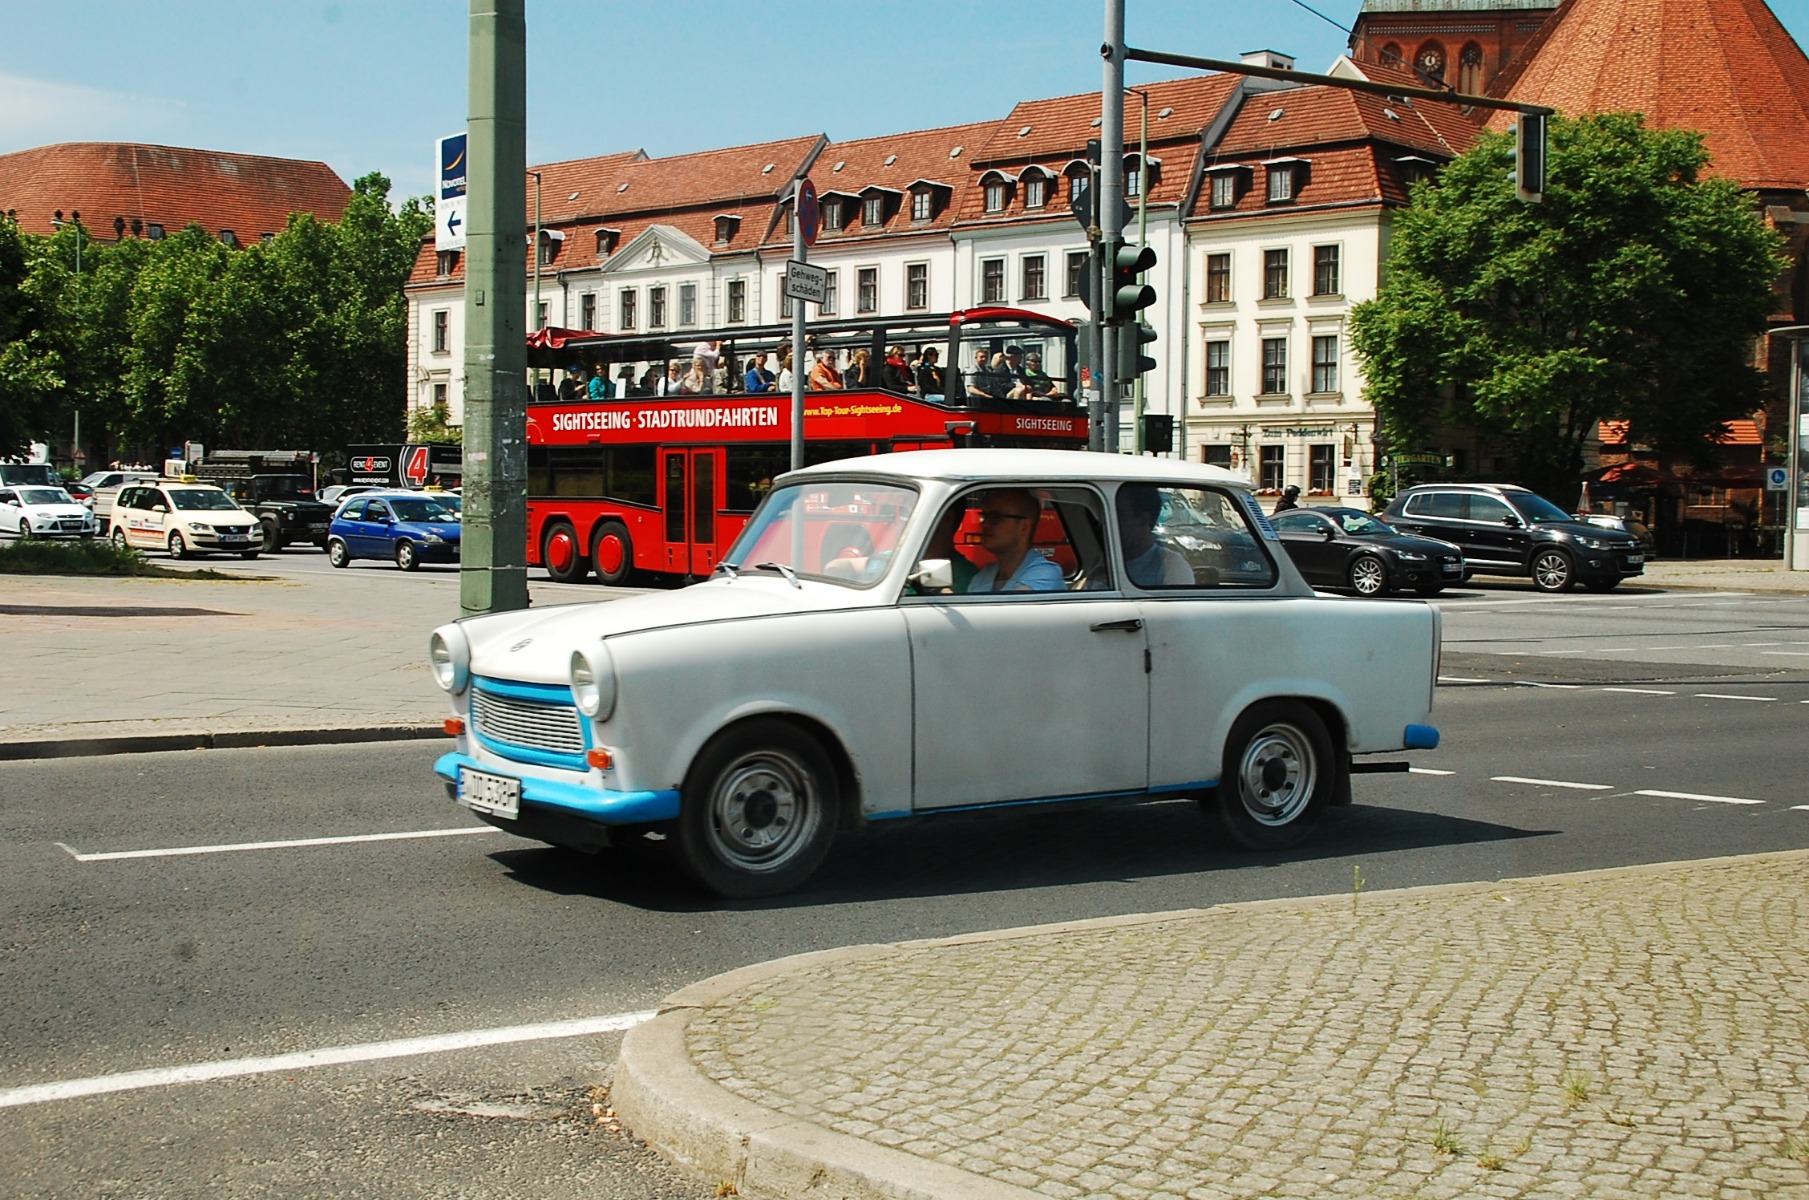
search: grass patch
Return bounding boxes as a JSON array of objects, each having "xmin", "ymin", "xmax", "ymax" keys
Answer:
[
  {"xmin": 1430, "ymin": 1119, "xmax": 1465, "ymax": 1157},
  {"xmin": 0, "ymin": 538, "xmax": 235, "ymax": 578},
  {"xmin": 1560, "ymin": 1069, "xmax": 1592, "ymax": 1109}
]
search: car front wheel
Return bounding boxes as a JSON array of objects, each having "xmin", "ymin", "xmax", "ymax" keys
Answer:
[
  {"xmin": 260, "ymin": 519, "xmax": 282, "ymax": 554},
  {"xmin": 394, "ymin": 540, "xmax": 419, "ymax": 571},
  {"xmin": 677, "ymin": 719, "xmax": 840, "ymax": 898},
  {"xmin": 1531, "ymin": 548, "xmax": 1575, "ymax": 592},
  {"xmin": 1347, "ymin": 554, "xmax": 1387, "ymax": 596},
  {"xmin": 17, "ymin": 521, "xmax": 32, "ymax": 540},
  {"xmin": 1209, "ymin": 700, "xmax": 1335, "ymax": 851},
  {"xmin": 167, "ymin": 531, "xmax": 190, "ymax": 560},
  {"xmin": 328, "ymin": 537, "xmax": 351, "ymax": 568}
]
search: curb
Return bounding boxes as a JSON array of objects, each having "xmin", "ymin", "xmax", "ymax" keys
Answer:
[
  {"xmin": 613, "ymin": 848, "xmax": 1809, "ymax": 1200},
  {"xmin": 0, "ymin": 724, "xmax": 446, "ymax": 762}
]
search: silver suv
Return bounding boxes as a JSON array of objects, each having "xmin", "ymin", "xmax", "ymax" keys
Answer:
[{"xmin": 1382, "ymin": 483, "xmax": 1645, "ymax": 592}]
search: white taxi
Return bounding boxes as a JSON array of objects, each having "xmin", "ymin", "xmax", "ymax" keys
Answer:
[
  {"xmin": 0, "ymin": 486, "xmax": 97, "ymax": 540},
  {"xmin": 428, "ymin": 449, "xmax": 1442, "ymax": 897},
  {"xmin": 109, "ymin": 481, "xmax": 262, "ymax": 559}
]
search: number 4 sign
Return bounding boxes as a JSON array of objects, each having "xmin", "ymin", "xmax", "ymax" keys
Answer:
[{"xmin": 404, "ymin": 445, "xmax": 431, "ymax": 487}]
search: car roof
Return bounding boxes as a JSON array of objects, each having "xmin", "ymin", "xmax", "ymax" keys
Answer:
[
  {"xmin": 1398, "ymin": 482, "xmax": 1531, "ymax": 495},
  {"xmin": 155, "ymin": 481, "xmax": 229, "ymax": 491},
  {"xmin": 781, "ymin": 448, "xmax": 1253, "ymax": 490}
]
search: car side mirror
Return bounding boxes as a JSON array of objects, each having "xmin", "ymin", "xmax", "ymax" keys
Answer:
[
  {"xmin": 151, "ymin": 503, "xmax": 168, "ymax": 514},
  {"xmin": 1502, "ymin": 515, "xmax": 1522, "ymax": 528},
  {"xmin": 1321, "ymin": 527, "xmax": 1336, "ymax": 541},
  {"xmin": 909, "ymin": 558, "xmax": 953, "ymax": 590}
]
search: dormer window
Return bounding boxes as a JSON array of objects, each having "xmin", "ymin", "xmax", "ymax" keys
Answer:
[
  {"xmin": 713, "ymin": 214, "xmax": 741, "ymax": 246},
  {"xmin": 982, "ymin": 172, "xmax": 1013, "ymax": 214},
  {"xmin": 1265, "ymin": 159, "xmax": 1306, "ymax": 203},
  {"xmin": 1394, "ymin": 155, "xmax": 1438, "ymax": 190},
  {"xmin": 1063, "ymin": 162, "xmax": 1093, "ymax": 205},
  {"xmin": 864, "ymin": 195, "xmax": 886, "ymax": 227},
  {"xmin": 537, "ymin": 228, "xmax": 563, "ymax": 266},
  {"xmin": 823, "ymin": 198, "xmax": 845, "ymax": 231},
  {"xmin": 911, "ymin": 188, "xmax": 934, "ymax": 222},
  {"xmin": 219, "ymin": 229, "xmax": 237, "ymax": 247},
  {"xmin": 595, "ymin": 228, "xmax": 621, "ymax": 257},
  {"xmin": 1206, "ymin": 165, "xmax": 1246, "ymax": 210},
  {"xmin": 436, "ymin": 249, "xmax": 460, "ymax": 276},
  {"xmin": 1123, "ymin": 155, "xmax": 1158, "ymax": 199},
  {"xmin": 1022, "ymin": 169, "xmax": 1051, "ymax": 210}
]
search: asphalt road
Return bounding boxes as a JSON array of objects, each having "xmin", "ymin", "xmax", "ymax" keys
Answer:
[{"xmin": 4, "ymin": 591, "xmax": 1808, "ymax": 1197}]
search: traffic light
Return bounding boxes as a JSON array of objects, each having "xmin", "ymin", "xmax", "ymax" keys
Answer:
[
  {"xmin": 1108, "ymin": 239, "xmax": 1156, "ymax": 321},
  {"xmin": 1118, "ymin": 319, "xmax": 1157, "ymax": 379},
  {"xmin": 1513, "ymin": 112, "xmax": 1546, "ymax": 204}
]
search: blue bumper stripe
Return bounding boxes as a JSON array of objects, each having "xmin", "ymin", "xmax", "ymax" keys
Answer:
[
  {"xmin": 1404, "ymin": 724, "xmax": 1440, "ymax": 750},
  {"xmin": 435, "ymin": 752, "xmax": 680, "ymax": 825}
]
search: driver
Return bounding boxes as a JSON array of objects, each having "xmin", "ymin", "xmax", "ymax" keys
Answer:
[{"xmin": 966, "ymin": 489, "xmax": 1063, "ymax": 593}]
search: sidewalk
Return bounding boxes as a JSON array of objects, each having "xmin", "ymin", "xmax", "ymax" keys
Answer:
[{"xmin": 616, "ymin": 851, "xmax": 1809, "ymax": 1200}]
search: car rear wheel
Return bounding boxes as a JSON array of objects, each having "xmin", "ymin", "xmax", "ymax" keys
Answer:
[
  {"xmin": 591, "ymin": 520, "xmax": 634, "ymax": 587},
  {"xmin": 1208, "ymin": 700, "xmax": 1335, "ymax": 851},
  {"xmin": 542, "ymin": 521, "xmax": 589, "ymax": 583},
  {"xmin": 1531, "ymin": 548, "xmax": 1575, "ymax": 592},
  {"xmin": 327, "ymin": 537, "xmax": 351, "ymax": 568},
  {"xmin": 677, "ymin": 719, "xmax": 840, "ymax": 898},
  {"xmin": 394, "ymin": 539, "xmax": 419, "ymax": 571},
  {"xmin": 1347, "ymin": 554, "xmax": 1388, "ymax": 596},
  {"xmin": 260, "ymin": 519, "xmax": 282, "ymax": 554},
  {"xmin": 167, "ymin": 531, "xmax": 190, "ymax": 560},
  {"xmin": 110, "ymin": 527, "xmax": 129, "ymax": 551}
]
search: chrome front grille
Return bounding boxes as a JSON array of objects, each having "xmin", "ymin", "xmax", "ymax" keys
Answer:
[{"xmin": 472, "ymin": 686, "xmax": 585, "ymax": 755}]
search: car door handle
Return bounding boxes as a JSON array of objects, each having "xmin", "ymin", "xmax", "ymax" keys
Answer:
[{"xmin": 1090, "ymin": 618, "xmax": 1144, "ymax": 633}]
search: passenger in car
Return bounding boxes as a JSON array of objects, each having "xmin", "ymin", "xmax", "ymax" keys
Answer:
[
  {"xmin": 966, "ymin": 489, "xmax": 1064, "ymax": 593},
  {"xmin": 1116, "ymin": 485, "xmax": 1192, "ymax": 587}
]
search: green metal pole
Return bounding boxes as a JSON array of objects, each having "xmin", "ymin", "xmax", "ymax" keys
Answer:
[
  {"xmin": 1131, "ymin": 89, "xmax": 1148, "ymax": 454},
  {"xmin": 461, "ymin": 0, "xmax": 529, "ymax": 617}
]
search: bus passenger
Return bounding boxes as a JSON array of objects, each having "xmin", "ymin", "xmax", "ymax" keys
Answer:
[
  {"xmin": 881, "ymin": 345, "xmax": 914, "ymax": 393},
  {"xmin": 618, "ymin": 364, "xmax": 640, "ymax": 397},
  {"xmin": 658, "ymin": 361, "xmax": 686, "ymax": 396},
  {"xmin": 558, "ymin": 370, "xmax": 581, "ymax": 401},
  {"xmin": 808, "ymin": 350, "xmax": 844, "ymax": 391},
  {"xmin": 916, "ymin": 346, "xmax": 945, "ymax": 399},
  {"xmin": 1021, "ymin": 351, "xmax": 1057, "ymax": 397},
  {"xmin": 965, "ymin": 347, "xmax": 1003, "ymax": 401},
  {"xmin": 746, "ymin": 351, "xmax": 775, "ymax": 393},
  {"xmin": 966, "ymin": 489, "xmax": 1063, "ymax": 593},
  {"xmin": 681, "ymin": 358, "xmax": 708, "ymax": 394},
  {"xmin": 846, "ymin": 347, "xmax": 873, "ymax": 387},
  {"xmin": 588, "ymin": 366, "xmax": 613, "ymax": 401},
  {"xmin": 776, "ymin": 352, "xmax": 795, "ymax": 392}
]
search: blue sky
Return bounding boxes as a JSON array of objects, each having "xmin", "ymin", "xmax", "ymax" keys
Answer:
[{"xmin": 4, "ymin": 1, "xmax": 1808, "ymax": 201}]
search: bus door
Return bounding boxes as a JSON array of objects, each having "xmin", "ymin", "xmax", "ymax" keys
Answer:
[{"xmin": 659, "ymin": 448, "xmax": 723, "ymax": 575}]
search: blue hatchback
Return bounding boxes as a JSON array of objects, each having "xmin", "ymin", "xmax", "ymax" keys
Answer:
[{"xmin": 327, "ymin": 491, "xmax": 461, "ymax": 570}]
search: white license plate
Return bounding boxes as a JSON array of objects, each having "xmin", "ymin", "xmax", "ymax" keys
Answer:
[
  {"xmin": 221, "ymin": 534, "xmax": 249, "ymax": 542},
  {"xmin": 460, "ymin": 767, "xmax": 521, "ymax": 818},
  {"xmin": 1627, "ymin": 554, "xmax": 1644, "ymax": 564}
]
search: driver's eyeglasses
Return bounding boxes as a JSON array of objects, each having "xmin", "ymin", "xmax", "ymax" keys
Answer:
[{"xmin": 978, "ymin": 510, "xmax": 1033, "ymax": 523}]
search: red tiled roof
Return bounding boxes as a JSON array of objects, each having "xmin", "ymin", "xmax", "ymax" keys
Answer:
[
  {"xmin": 786, "ymin": 120, "xmax": 1003, "ymax": 248},
  {"xmin": 0, "ymin": 142, "xmax": 350, "ymax": 239},
  {"xmin": 591, "ymin": 134, "xmax": 824, "ymax": 216},
  {"xmin": 1597, "ymin": 417, "xmax": 1761, "ymax": 445},
  {"xmin": 1494, "ymin": 0, "xmax": 1809, "ymax": 189},
  {"xmin": 529, "ymin": 149, "xmax": 649, "ymax": 224},
  {"xmin": 973, "ymin": 75, "xmax": 1241, "ymax": 165}
]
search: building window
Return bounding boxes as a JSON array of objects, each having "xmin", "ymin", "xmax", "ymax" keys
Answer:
[
  {"xmin": 864, "ymin": 195, "xmax": 886, "ymax": 227},
  {"xmin": 1210, "ymin": 172, "xmax": 1237, "ymax": 209},
  {"xmin": 648, "ymin": 285, "xmax": 667, "ymax": 330},
  {"xmin": 1206, "ymin": 253, "xmax": 1231, "ymax": 303},
  {"xmin": 536, "ymin": 302, "xmax": 548, "ymax": 331},
  {"xmin": 595, "ymin": 229, "xmax": 619, "ymax": 257},
  {"xmin": 823, "ymin": 199, "xmax": 845, "ymax": 232},
  {"xmin": 1267, "ymin": 164, "xmax": 1295, "ymax": 203},
  {"xmin": 857, "ymin": 266, "xmax": 878, "ymax": 314},
  {"xmin": 984, "ymin": 180, "xmax": 1009, "ymax": 213},
  {"xmin": 436, "ymin": 249, "xmax": 459, "ymax": 275},
  {"xmin": 727, "ymin": 279, "xmax": 746, "ymax": 324},
  {"xmin": 1459, "ymin": 43, "xmax": 1484, "ymax": 94},
  {"xmin": 1067, "ymin": 167, "xmax": 1091, "ymax": 205},
  {"xmin": 1311, "ymin": 335, "xmax": 1339, "ymax": 393},
  {"xmin": 713, "ymin": 215, "xmax": 739, "ymax": 246},
  {"xmin": 432, "ymin": 309, "xmax": 449, "ymax": 353},
  {"xmin": 433, "ymin": 382, "xmax": 448, "ymax": 411},
  {"xmin": 1309, "ymin": 444, "xmax": 1335, "ymax": 493},
  {"xmin": 1205, "ymin": 340, "xmax": 1230, "ymax": 396},
  {"xmin": 619, "ymin": 289, "xmax": 637, "ymax": 331},
  {"xmin": 579, "ymin": 293, "xmax": 596, "ymax": 331},
  {"xmin": 780, "ymin": 276, "xmax": 793, "ymax": 320},
  {"xmin": 1064, "ymin": 251, "xmax": 1087, "ymax": 299},
  {"xmin": 1260, "ymin": 445, "xmax": 1286, "ymax": 492},
  {"xmin": 911, "ymin": 189, "xmax": 935, "ymax": 222},
  {"xmin": 1263, "ymin": 249, "xmax": 1289, "ymax": 300},
  {"xmin": 821, "ymin": 270, "xmax": 838, "ymax": 316},
  {"xmin": 1125, "ymin": 160, "xmax": 1141, "ymax": 198},
  {"xmin": 981, "ymin": 258, "xmax": 1006, "ymax": 304},
  {"xmin": 1024, "ymin": 174, "xmax": 1048, "ymax": 209},
  {"xmin": 1203, "ymin": 444, "xmax": 1233, "ymax": 470},
  {"xmin": 1261, "ymin": 337, "xmax": 1288, "ymax": 394},
  {"xmin": 537, "ymin": 234, "xmax": 555, "ymax": 266},
  {"xmin": 1021, "ymin": 254, "xmax": 1047, "ymax": 301},
  {"xmin": 906, "ymin": 262, "xmax": 928, "ymax": 310},
  {"xmin": 1312, "ymin": 245, "xmax": 1341, "ymax": 296},
  {"xmin": 679, "ymin": 282, "xmax": 697, "ymax": 328}
]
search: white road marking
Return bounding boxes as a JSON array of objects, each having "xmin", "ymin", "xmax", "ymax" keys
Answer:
[
  {"xmin": 1692, "ymin": 693, "xmax": 1775, "ymax": 702},
  {"xmin": 1634, "ymin": 789, "xmax": 1763, "ymax": 806},
  {"xmin": 58, "ymin": 827, "xmax": 499, "ymax": 862},
  {"xmin": 0, "ymin": 1011, "xmax": 656, "ymax": 1110},
  {"xmin": 1516, "ymin": 681, "xmax": 1582, "ymax": 688},
  {"xmin": 1599, "ymin": 687, "xmax": 1675, "ymax": 696},
  {"xmin": 1491, "ymin": 776, "xmax": 1615, "ymax": 791},
  {"xmin": 1437, "ymin": 676, "xmax": 1492, "ymax": 683},
  {"xmin": 1763, "ymin": 651, "xmax": 1809, "ymax": 657},
  {"xmin": 1793, "ymin": 806, "xmax": 1809, "ymax": 812},
  {"xmin": 1408, "ymin": 767, "xmax": 1455, "ymax": 775}
]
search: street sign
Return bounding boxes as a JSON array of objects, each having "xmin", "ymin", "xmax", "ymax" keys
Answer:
[
  {"xmin": 784, "ymin": 261, "xmax": 829, "ymax": 306},
  {"xmin": 1767, "ymin": 466, "xmax": 1790, "ymax": 491},
  {"xmin": 436, "ymin": 132, "xmax": 468, "ymax": 252},
  {"xmin": 797, "ymin": 178, "xmax": 820, "ymax": 248}
]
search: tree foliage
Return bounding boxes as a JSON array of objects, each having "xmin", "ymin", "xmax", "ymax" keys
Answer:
[
  {"xmin": 0, "ymin": 172, "xmax": 430, "ymax": 463},
  {"xmin": 1350, "ymin": 112, "xmax": 1787, "ymax": 502}
]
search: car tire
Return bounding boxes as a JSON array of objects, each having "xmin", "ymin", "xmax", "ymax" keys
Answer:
[
  {"xmin": 542, "ymin": 521, "xmax": 589, "ymax": 583},
  {"xmin": 1209, "ymin": 700, "xmax": 1335, "ymax": 851},
  {"xmin": 676, "ymin": 718, "xmax": 840, "ymax": 898},
  {"xmin": 260, "ymin": 519, "xmax": 282, "ymax": 554},
  {"xmin": 18, "ymin": 520, "xmax": 32, "ymax": 540},
  {"xmin": 591, "ymin": 520, "xmax": 634, "ymax": 587},
  {"xmin": 328, "ymin": 538, "xmax": 351, "ymax": 568},
  {"xmin": 110, "ymin": 527, "xmax": 129, "ymax": 551},
  {"xmin": 167, "ymin": 531, "xmax": 190, "ymax": 560},
  {"xmin": 394, "ymin": 539, "xmax": 419, "ymax": 572},
  {"xmin": 1530, "ymin": 548, "xmax": 1575, "ymax": 592},
  {"xmin": 1347, "ymin": 554, "xmax": 1388, "ymax": 596}
]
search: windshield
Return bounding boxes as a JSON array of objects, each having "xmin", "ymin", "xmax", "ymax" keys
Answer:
[
  {"xmin": 168, "ymin": 489, "xmax": 241, "ymax": 511},
  {"xmin": 1511, "ymin": 492, "xmax": 1574, "ymax": 523},
  {"xmin": 16, "ymin": 487, "xmax": 71, "ymax": 505},
  {"xmin": 257, "ymin": 476, "xmax": 314, "ymax": 499},
  {"xmin": 726, "ymin": 480, "xmax": 919, "ymax": 587},
  {"xmin": 1332, "ymin": 511, "xmax": 1396, "ymax": 536},
  {"xmin": 391, "ymin": 497, "xmax": 458, "ymax": 522}
]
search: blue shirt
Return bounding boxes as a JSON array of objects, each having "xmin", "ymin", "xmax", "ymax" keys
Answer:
[
  {"xmin": 587, "ymin": 376, "xmax": 611, "ymax": 401},
  {"xmin": 966, "ymin": 550, "xmax": 1065, "ymax": 593},
  {"xmin": 746, "ymin": 366, "xmax": 775, "ymax": 393}
]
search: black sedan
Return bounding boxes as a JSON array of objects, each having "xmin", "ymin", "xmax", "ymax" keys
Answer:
[{"xmin": 1271, "ymin": 507, "xmax": 1465, "ymax": 597}]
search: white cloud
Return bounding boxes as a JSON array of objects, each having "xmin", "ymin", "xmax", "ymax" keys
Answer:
[{"xmin": 0, "ymin": 72, "xmax": 188, "ymax": 153}]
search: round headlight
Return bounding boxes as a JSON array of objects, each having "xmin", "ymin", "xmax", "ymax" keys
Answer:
[
  {"xmin": 428, "ymin": 625, "xmax": 470, "ymax": 693},
  {"xmin": 569, "ymin": 645, "xmax": 617, "ymax": 719}
]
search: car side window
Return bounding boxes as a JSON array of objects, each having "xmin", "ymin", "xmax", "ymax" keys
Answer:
[
  {"xmin": 342, "ymin": 499, "xmax": 367, "ymax": 521},
  {"xmin": 1125, "ymin": 485, "xmax": 1277, "ymax": 589},
  {"xmin": 1270, "ymin": 510, "xmax": 1322, "ymax": 534},
  {"xmin": 1467, "ymin": 495, "xmax": 1513, "ymax": 524},
  {"xmin": 1407, "ymin": 491, "xmax": 1464, "ymax": 519},
  {"xmin": 371, "ymin": 502, "xmax": 392, "ymax": 522},
  {"xmin": 921, "ymin": 486, "xmax": 1109, "ymax": 597},
  {"xmin": 0, "ymin": 490, "xmax": 14, "ymax": 506},
  {"xmin": 118, "ymin": 487, "xmax": 142, "ymax": 510}
]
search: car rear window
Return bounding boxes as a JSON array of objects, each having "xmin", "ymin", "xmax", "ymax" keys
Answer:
[{"xmin": 1405, "ymin": 491, "xmax": 1465, "ymax": 519}]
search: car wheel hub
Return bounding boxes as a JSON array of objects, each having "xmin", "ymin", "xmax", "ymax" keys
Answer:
[
  {"xmin": 1238, "ymin": 727, "xmax": 1314, "ymax": 826},
  {"xmin": 712, "ymin": 755, "xmax": 814, "ymax": 864}
]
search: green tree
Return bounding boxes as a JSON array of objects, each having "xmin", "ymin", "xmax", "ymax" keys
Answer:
[
  {"xmin": 0, "ymin": 215, "xmax": 67, "ymax": 458},
  {"xmin": 1350, "ymin": 112, "xmax": 1786, "ymax": 504}
]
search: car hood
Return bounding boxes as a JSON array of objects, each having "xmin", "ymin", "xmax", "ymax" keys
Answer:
[
  {"xmin": 459, "ymin": 577, "xmax": 873, "ymax": 683},
  {"xmin": 22, "ymin": 503, "xmax": 90, "ymax": 520},
  {"xmin": 1364, "ymin": 532, "xmax": 1462, "ymax": 556},
  {"xmin": 399, "ymin": 520, "xmax": 461, "ymax": 538},
  {"xmin": 1532, "ymin": 519, "xmax": 1637, "ymax": 544}
]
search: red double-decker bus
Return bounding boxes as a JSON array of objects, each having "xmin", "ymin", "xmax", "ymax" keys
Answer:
[{"xmin": 521, "ymin": 306, "xmax": 1087, "ymax": 584}]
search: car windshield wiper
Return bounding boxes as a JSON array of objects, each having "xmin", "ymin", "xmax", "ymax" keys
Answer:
[{"xmin": 752, "ymin": 561, "xmax": 801, "ymax": 588}]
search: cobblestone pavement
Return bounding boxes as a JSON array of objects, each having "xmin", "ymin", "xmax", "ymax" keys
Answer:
[{"xmin": 616, "ymin": 852, "xmax": 1809, "ymax": 1200}]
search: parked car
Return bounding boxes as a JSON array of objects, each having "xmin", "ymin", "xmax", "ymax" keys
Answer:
[
  {"xmin": 0, "ymin": 485, "xmax": 97, "ymax": 540},
  {"xmin": 1271, "ymin": 507, "xmax": 1465, "ymax": 596},
  {"xmin": 61, "ymin": 480, "xmax": 96, "ymax": 509},
  {"xmin": 109, "ymin": 481, "xmax": 261, "ymax": 558},
  {"xmin": 1382, "ymin": 483, "xmax": 1645, "ymax": 592},
  {"xmin": 428, "ymin": 449, "xmax": 1443, "ymax": 898},
  {"xmin": 319, "ymin": 483, "xmax": 382, "ymax": 507},
  {"xmin": 83, "ymin": 469, "xmax": 162, "ymax": 528},
  {"xmin": 327, "ymin": 491, "xmax": 462, "ymax": 570},
  {"xmin": 1576, "ymin": 512, "xmax": 1656, "ymax": 560}
]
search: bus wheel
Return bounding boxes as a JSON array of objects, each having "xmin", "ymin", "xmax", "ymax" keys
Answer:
[
  {"xmin": 591, "ymin": 520, "xmax": 634, "ymax": 587},
  {"xmin": 542, "ymin": 521, "xmax": 589, "ymax": 583}
]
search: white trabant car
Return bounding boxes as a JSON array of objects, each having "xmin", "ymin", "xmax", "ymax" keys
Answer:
[
  {"xmin": 428, "ymin": 450, "xmax": 1442, "ymax": 897},
  {"xmin": 109, "ymin": 480, "xmax": 262, "ymax": 558},
  {"xmin": 0, "ymin": 486, "xmax": 97, "ymax": 540}
]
